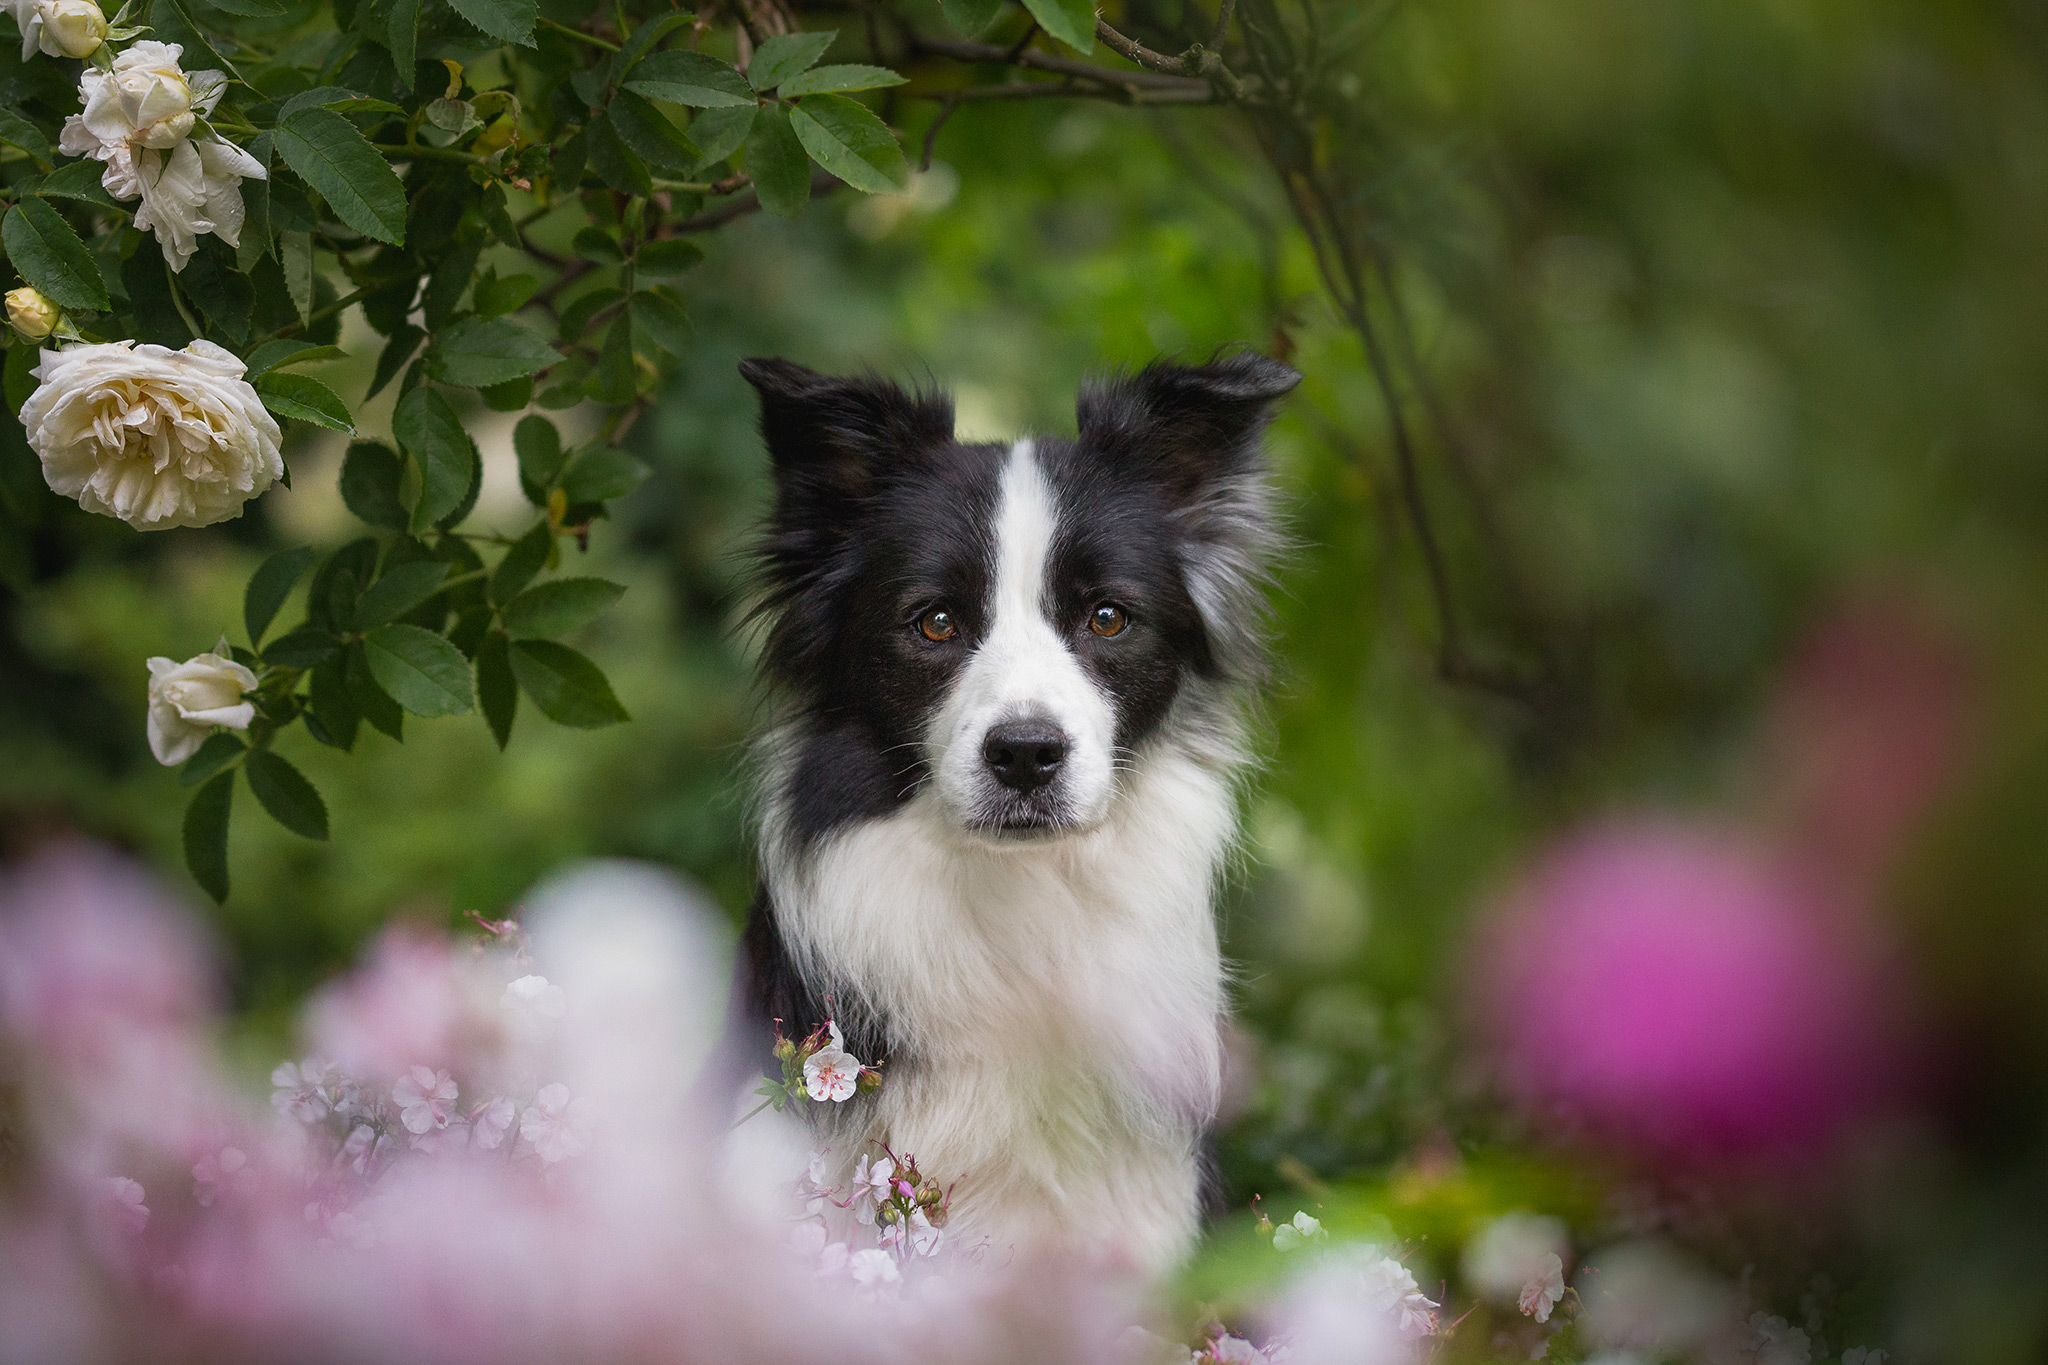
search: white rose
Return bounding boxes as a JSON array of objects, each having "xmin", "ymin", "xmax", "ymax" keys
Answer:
[
  {"xmin": 146, "ymin": 650, "xmax": 257, "ymax": 765},
  {"xmin": 7, "ymin": 0, "xmax": 106, "ymax": 59},
  {"xmin": 21, "ymin": 340, "xmax": 284, "ymax": 531},
  {"xmin": 64, "ymin": 41, "xmax": 222, "ymax": 152},
  {"xmin": 131, "ymin": 136, "xmax": 267, "ymax": 271}
]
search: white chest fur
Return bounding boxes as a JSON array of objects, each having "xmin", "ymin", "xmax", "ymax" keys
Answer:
[{"xmin": 765, "ymin": 740, "xmax": 1236, "ymax": 1272}]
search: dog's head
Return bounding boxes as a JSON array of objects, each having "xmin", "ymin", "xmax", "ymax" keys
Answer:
[{"xmin": 745, "ymin": 355, "xmax": 1299, "ymax": 846}]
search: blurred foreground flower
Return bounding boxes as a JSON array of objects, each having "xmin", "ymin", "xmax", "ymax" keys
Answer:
[{"xmin": 1472, "ymin": 821, "xmax": 1891, "ymax": 1160}]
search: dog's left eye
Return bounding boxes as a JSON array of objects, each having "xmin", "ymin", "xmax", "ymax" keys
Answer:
[
  {"xmin": 1088, "ymin": 604, "xmax": 1129, "ymax": 638},
  {"xmin": 918, "ymin": 608, "xmax": 958, "ymax": 642}
]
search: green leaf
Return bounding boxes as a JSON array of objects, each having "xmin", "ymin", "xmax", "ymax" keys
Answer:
[
  {"xmin": 427, "ymin": 315, "xmax": 559, "ymax": 388},
  {"xmin": 262, "ymin": 625, "xmax": 342, "ymax": 668},
  {"xmin": 476, "ymin": 629, "xmax": 516, "ymax": 748},
  {"xmin": 623, "ymin": 51, "xmax": 756, "ymax": 108},
  {"xmin": 509, "ymin": 639, "xmax": 629, "ymax": 728},
  {"xmin": 780, "ymin": 64, "xmax": 907, "ymax": 95},
  {"xmin": 480, "ymin": 375, "xmax": 532, "ymax": 411},
  {"xmin": 236, "ymin": 174, "xmax": 271, "ymax": 272},
  {"xmin": 388, "ymin": 0, "xmax": 418, "ymax": 84},
  {"xmin": 339, "ymin": 441, "xmax": 407, "ymax": 529},
  {"xmin": 245, "ymin": 545, "xmax": 314, "ymax": 645},
  {"xmin": 446, "ymin": 0, "xmax": 536, "ymax": 44},
  {"xmin": 122, "ymin": 246, "xmax": 193, "ymax": 347},
  {"xmin": 0, "ymin": 109, "xmax": 51, "ymax": 169},
  {"xmin": 636, "ymin": 239, "xmax": 704, "ymax": 275},
  {"xmin": 344, "ymin": 640, "xmax": 403, "ymax": 739},
  {"xmin": 205, "ymin": 0, "xmax": 286, "ymax": 16},
  {"xmin": 362, "ymin": 623, "xmax": 474, "ymax": 716},
  {"xmin": 609, "ymin": 90, "xmax": 699, "ymax": 172},
  {"xmin": 280, "ymin": 229, "xmax": 315, "ymax": 320},
  {"xmin": 36, "ymin": 159, "xmax": 121, "ymax": 208},
  {"xmin": 941, "ymin": 0, "xmax": 1004, "ymax": 34},
  {"xmin": 308, "ymin": 659, "xmax": 357, "ymax": 750},
  {"xmin": 278, "ymin": 86, "xmax": 377, "ymax": 118},
  {"xmin": 557, "ymin": 285, "xmax": 625, "ymax": 342},
  {"xmin": 499, "ymin": 577, "xmax": 626, "ymax": 638},
  {"xmin": 179, "ymin": 732, "xmax": 246, "ymax": 788},
  {"xmin": 179, "ymin": 248, "xmax": 254, "ymax": 346},
  {"xmin": 151, "ymin": 0, "xmax": 241, "ymax": 83},
  {"xmin": 573, "ymin": 225, "xmax": 624, "ymax": 265},
  {"xmin": 183, "ymin": 771, "xmax": 233, "ymax": 902},
  {"xmin": 492, "ymin": 519, "xmax": 552, "ymax": 602},
  {"xmin": 1020, "ymin": 0, "xmax": 1095, "ymax": 53},
  {"xmin": 367, "ymin": 325, "xmax": 424, "ymax": 401},
  {"xmin": 789, "ymin": 95, "xmax": 909, "ymax": 194},
  {"xmin": 245, "ymin": 340, "xmax": 347, "ymax": 375},
  {"xmin": 513, "ymin": 414, "xmax": 565, "ymax": 491},
  {"xmin": 559, "ymin": 445, "xmax": 650, "ymax": 504},
  {"xmin": 3, "ymin": 199, "xmax": 109, "ymax": 311},
  {"xmin": 353, "ymin": 561, "xmax": 450, "ymax": 629},
  {"xmin": 588, "ymin": 313, "xmax": 635, "ymax": 404},
  {"xmin": 473, "ymin": 272, "xmax": 538, "ymax": 318},
  {"xmin": 744, "ymin": 104, "xmax": 811, "ymax": 219},
  {"xmin": 584, "ymin": 110, "xmax": 652, "ymax": 197},
  {"xmin": 243, "ymin": 749, "xmax": 329, "ymax": 840},
  {"xmin": 274, "ymin": 108, "xmax": 407, "ymax": 246},
  {"xmin": 393, "ymin": 386, "xmax": 475, "ymax": 530},
  {"xmin": 256, "ymin": 371, "xmax": 354, "ymax": 432},
  {"xmin": 615, "ymin": 10, "xmax": 694, "ymax": 73},
  {"xmin": 747, "ymin": 30, "xmax": 836, "ymax": 92},
  {"xmin": 629, "ymin": 288, "xmax": 691, "ymax": 357},
  {"xmin": 685, "ymin": 104, "xmax": 756, "ymax": 168}
]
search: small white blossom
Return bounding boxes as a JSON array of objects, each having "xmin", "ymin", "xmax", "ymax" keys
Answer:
[
  {"xmin": 471, "ymin": 1095, "xmax": 515, "ymax": 1150},
  {"xmin": 270, "ymin": 1057, "xmax": 336, "ymax": 1124},
  {"xmin": 1204, "ymin": 1336, "xmax": 1271, "ymax": 1365},
  {"xmin": 1360, "ymin": 1254, "xmax": 1440, "ymax": 1342},
  {"xmin": 145, "ymin": 649, "xmax": 257, "ymax": 766},
  {"xmin": 798, "ymin": 1148, "xmax": 835, "ymax": 1214},
  {"xmin": 818, "ymin": 1240, "xmax": 851, "ymax": 1275},
  {"xmin": 392, "ymin": 1066, "xmax": 458, "ymax": 1135},
  {"xmin": 24, "ymin": 340, "xmax": 283, "ymax": 531},
  {"xmin": 501, "ymin": 974, "xmax": 567, "ymax": 1019},
  {"xmin": 1272, "ymin": 1210, "xmax": 1327, "ymax": 1252},
  {"xmin": 520, "ymin": 1082, "xmax": 593, "ymax": 1162},
  {"xmin": 851, "ymin": 1153, "xmax": 894, "ymax": 1224},
  {"xmin": 1519, "ymin": 1252, "xmax": 1566, "ymax": 1323},
  {"xmin": 1743, "ymin": 1312, "xmax": 1811, "ymax": 1365},
  {"xmin": 848, "ymin": 1247, "xmax": 900, "ymax": 1294},
  {"xmin": 803, "ymin": 1022, "xmax": 860, "ymax": 1102}
]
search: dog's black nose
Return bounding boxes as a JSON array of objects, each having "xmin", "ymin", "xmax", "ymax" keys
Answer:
[{"xmin": 982, "ymin": 721, "xmax": 1068, "ymax": 793}]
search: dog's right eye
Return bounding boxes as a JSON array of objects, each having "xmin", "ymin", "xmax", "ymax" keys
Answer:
[{"xmin": 917, "ymin": 608, "xmax": 958, "ymax": 643}]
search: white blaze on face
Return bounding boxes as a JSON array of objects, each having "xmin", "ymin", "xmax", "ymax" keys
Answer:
[{"xmin": 929, "ymin": 439, "xmax": 1119, "ymax": 830}]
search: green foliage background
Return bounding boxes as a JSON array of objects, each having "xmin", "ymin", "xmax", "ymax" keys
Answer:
[{"xmin": 7, "ymin": 1, "xmax": 2048, "ymax": 1358}]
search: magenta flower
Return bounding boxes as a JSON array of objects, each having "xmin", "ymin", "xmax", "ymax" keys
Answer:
[{"xmin": 1473, "ymin": 821, "xmax": 1888, "ymax": 1159}]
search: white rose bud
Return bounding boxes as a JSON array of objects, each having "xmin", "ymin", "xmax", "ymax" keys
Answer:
[
  {"xmin": 39, "ymin": 0, "xmax": 107, "ymax": 58},
  {"xmin": 6, "ymin": 286, "xmax": 59, "ymax": 340},
  {"xmin": 20, "ymin": 340, "xmax": 285, "ymax": 531},
  {"xmin": 146, "ymin": 650, "xmax": 258, "ymax": 766}
]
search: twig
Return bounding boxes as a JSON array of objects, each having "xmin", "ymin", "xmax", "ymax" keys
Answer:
[
  {"xmin": 540, "ymin": 15, "xmax": 620, "ymax": 51},
  {"xmin": 909, "ymin": 34, "xmax": 1210, "ymax": 94},
  {"xmin": 920, "ymin": 95, "xmax": 959, "ymax": 172},
  {"xmin": 668, "ymin": 169, "xmax": 841, "ymax": 232}
]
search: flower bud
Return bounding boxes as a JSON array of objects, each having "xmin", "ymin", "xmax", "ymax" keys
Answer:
[
  {"xmin": 43, "ymin": 0, "xmax": 109, "ymax": 58},
  {"xmin": 772, "ymin": 1037, "xmax": 795, "ymax": 1062},
  {"xmin": 7, "ymin": 287, "xmax": 59, "ymax": 340}
]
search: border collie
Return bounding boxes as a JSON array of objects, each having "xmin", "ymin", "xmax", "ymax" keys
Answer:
[{"xmin": 734, "ymin": 352, "xmax": 1300, "ymax": 1272}]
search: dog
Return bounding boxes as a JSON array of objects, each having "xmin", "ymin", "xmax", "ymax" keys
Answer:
[{"xmin": 732, "ymin": 351, "xmax": 1300, "ymax": 1272}]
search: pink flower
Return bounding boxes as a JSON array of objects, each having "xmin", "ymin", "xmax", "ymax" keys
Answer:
[
  {"xmin": 518, "ymin": 1082, "xmax": 591, "ymax": 1162},
  {"xmin": 848, "ymin": 1246, "xmax": 901, "ymax": 1294},
  {"xmin": 392, "ymin": 1066, "xmax": 459, "ymax": 1134},
  {"xmin": 851, "ymin": 1153, "xmax": 895, "ymax": 1224},
  {"xmin": 192, "ymin": 1144, "xmax": 252, "ymax": 1207},
  {"xmin": 471, "ymin": 1095, "xmax": 516, "ymax": 1150},
  {"xmin": 1518, "ymin": 1253, "xmax": 1565, "ymax": 1322},
  {"xmin": 270, "ymin": 1057, "xmax": 336, "ymax": 1123},
  {"xmin": 1472, "ymin": 821, "xmax": 1888, "ymax": 1159},
  {"xmin": 102, "ymin": 1176, "xmax": 149, "ymax": 1235}
]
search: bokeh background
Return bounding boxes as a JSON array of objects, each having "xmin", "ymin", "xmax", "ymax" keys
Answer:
[{"xmin": 6, "ymin": 1, "xmax": 2048, "ymax": 1358}]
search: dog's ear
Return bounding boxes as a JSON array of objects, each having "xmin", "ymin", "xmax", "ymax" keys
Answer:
[
  {"xmin": 1075, "ymin": 353, "xmax": 1301, "ymax": 502},
  {"xmin": 1079, "ymin": 353, "xmax": 1300, "ymax": 684},
  {"xmin": 740, "ymin": 358, "xmax": 954, "ymax": 510}
]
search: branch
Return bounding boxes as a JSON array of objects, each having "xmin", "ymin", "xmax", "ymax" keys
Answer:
[
  {"xmin": 1094, "ymin": 17, "xmax": 1246, "ymax": 99},
  {"xmin": 669, "ymin": 170, "xmax": 842, "ymax": 233},
  {"xmin": 909, "ymin": 34, "xmax": 1210, "ymax": 94}
]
